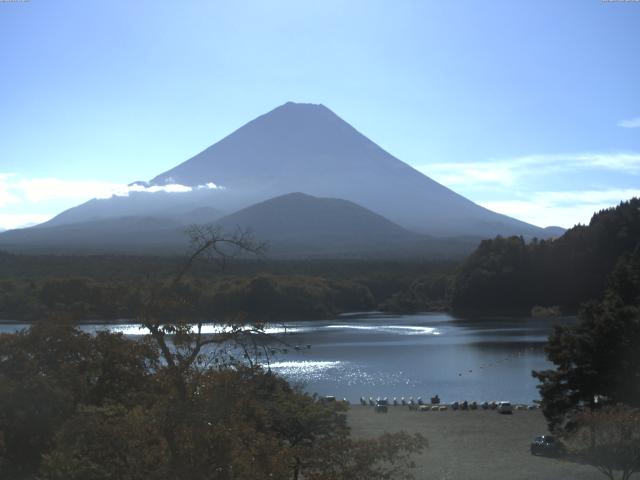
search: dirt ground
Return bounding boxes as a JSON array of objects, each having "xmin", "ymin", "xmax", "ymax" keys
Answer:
[{"xmin": 347, "ymin": 405, "xmax": 604, "ymax": 480}]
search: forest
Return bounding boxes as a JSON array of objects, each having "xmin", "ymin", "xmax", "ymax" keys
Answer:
[
  {"xmin": 1, "ymin": 199, "xmax": 639, "ymax": 322},
  {"xmin": 450, "ymin": 198, "xmax": 640, "ymax": 315},
  {"xmin": 0, "ymin": 254, "xmax": 454, "ymax": 322},
  {"xmin": 529, "ymin": 235, "xmax": 640, "ymax": 479}
]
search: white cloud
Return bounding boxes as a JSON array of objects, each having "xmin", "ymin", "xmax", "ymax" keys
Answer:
[
  {"xmin": 420, "ymin": 151, "xmax": 640, "ymax": 188},
  {"xmin": 0, "ymin": 174, "xmax": 220, "ymax": 204},
  {"xmin": 422, "ymin": 162, "xmax": 518, "ymax": 187},
  {"xmin": 579, "ymin": 152, "xmax": 640, "ymax": 172},
  {"xmin": 537, "ymin": 188, "xmax": 640, "ymax": 205},
  {"xmin": 116, "ymin": 183, "xmax": 195, "ymax": 196},
  {"xmin": 0, "ymin": 191, "xmax": 21, "ymax": 208},
  {"xmin": 480, "ymin": 189, "xmax": 640, "ymax": 228},
  {"xmin": 0, "ymin": 174, "xmax": 23, "ymax": 208},
  {"xmin": 0, "ymin": 174, "xmax": 222, "ymax": 230},
  {"xmin": 417, "ymin": 152, "xmax": 640, "ymax": 228},
  {"xmin": 14, "ymin": 178, "xmax": 129, "ymax": 203},
  {"xmin": 0, "ymin": 213, "xmax": 54, "ymax": 230},
  {"xmin": 618, "ymin": 117, "xmax": 640, "ymax": 128}
]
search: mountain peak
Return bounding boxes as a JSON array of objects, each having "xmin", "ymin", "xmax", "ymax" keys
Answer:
[
  {"xmin": 145, "ymin": 102, "xmax": 545, "ymax": 237},
  {"xmin": 148, "ymin": 100, "xmax": 372, "ymax": 188},
  {"xmin": 258, "ymin": 101, "xmax": 339, "ymax": 125},
  {"xmin": 281, "ymin": 101, "xmax": 326, "ymax": 109}
]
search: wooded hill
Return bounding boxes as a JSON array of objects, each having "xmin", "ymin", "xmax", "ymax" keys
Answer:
[{"xmin": 451, "ymin": 198, "xmax": 640, "ymax": 314}]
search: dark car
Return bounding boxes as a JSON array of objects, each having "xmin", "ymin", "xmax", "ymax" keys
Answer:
[
  {"xmin": 530, "ymin": 435, "xmax": 564, "ymax": 457},
  {"xmin": 375, "ymin": 398, "xmax": 389, "ymax": 413}
]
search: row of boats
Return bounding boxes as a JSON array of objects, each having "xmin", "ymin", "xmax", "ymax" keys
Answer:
[
  {"xmin": 360, "ymin": 395, "xmax": 438, "ymax": 406},
  {"xmin": 359, "ymin": 396, "xmax": 539, "ymax": 412}
]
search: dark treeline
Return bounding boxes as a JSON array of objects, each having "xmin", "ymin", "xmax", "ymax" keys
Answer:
[
  {"xmin": 529, "ymin": 238, "xmax": 640, "ymax": 478},
  {"xmin": 0, "ymin": 251, "xmax": 456, "ymax": 281},
  {"xmin": 451, "ymin": 198, "xmax": 640, "ymax": 314},
  {"xmin": 533, "ymin": 244, "xmax": 640, "ymax": 429},
  {"xmin": 4, "ymin": 198, "xmax": 638, "ymax": 321},
  {"xmin": 0, "ymin": 254, "xmax": 456, "ymax": 321}
]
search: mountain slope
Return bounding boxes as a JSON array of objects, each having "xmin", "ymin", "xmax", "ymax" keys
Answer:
[
  {"xmin": 149, "ymin": 102, "xmax": 545, "ymax": 237},
  {"xmin": 0, "ymin": 206, "xmax": 222, "ymax": 254},
  {"xmin": 39, "ymin": 102, "xmax": 547, "ymax": 239},
  {"xmin": 40, "ymin": 189, "xmax": 225, "ymax": 228},
  {"xmin": 0, "ymin": 193, "xmax": 479, "ymax": 257},
  {"xmin": 218, "ymin": 192, "xmax": 411, "ymax": 238},
  {"xmin": 213, "ymin": 192, "xmax": 479, "ymax": 257},
  {"xmin": 0, "ymin": 216, "xmax": 187, "ymax": 254},
  {"xmin": 214, "ymin": 192, "xmax": 417, "ymax": 256}
]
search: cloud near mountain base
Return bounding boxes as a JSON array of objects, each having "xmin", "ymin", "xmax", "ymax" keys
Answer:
[
  {"xmin": 0, "ymin": 174, "xmax": 221, "ymax": 230},
  {"xmin": 418, "ymin": 151, "xmax": 640, "ymax": 228}
]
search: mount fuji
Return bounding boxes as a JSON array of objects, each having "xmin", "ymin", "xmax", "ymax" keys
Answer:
[{"xmin": 0, "ymin": 102, "xmax": 551, "ymax": 256}]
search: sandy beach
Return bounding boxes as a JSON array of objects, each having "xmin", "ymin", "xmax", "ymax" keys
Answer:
[{"xmin": 347, "ymin": 405, "xmax": 602, "ymax": 480}]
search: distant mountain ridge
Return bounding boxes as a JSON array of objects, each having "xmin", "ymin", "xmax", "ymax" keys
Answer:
[
  {"xmin": 218, "ymin": 192, "xmax": 413, "ymax": 239},
  {"xmin": 0, "ymin": 193, "xmax": 478, "ymax": 257},
  {"xmin": 0, "ymin": 216, "xmax": 186, "ymax": 254},
  {"xmin": 39, "ymin": 189, "xmax": 223, "ymax": 228},
  {"xmin": 216, "ymin": 192, "xmax": 417, "ymax": 256},
  {"xmin": 542, "ymin": 226, "xmax": 566, "ymax": 238}
]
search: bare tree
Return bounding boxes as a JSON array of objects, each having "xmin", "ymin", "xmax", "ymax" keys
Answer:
[
  {"xmin": 138, "ymin": 225, "xmax": 267, "ymax": 397},
  {"xmin": 134, "ymin": 226, "xmax": 267, "ymax": 474}
]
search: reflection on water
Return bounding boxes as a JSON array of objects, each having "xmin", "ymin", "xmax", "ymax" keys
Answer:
[
  {"xmin": 326, "ymin": 324, "xmax": 440, "ymax": 335},
  {"xmin": 268, "ymin": 361, "xmax": 344, "ymax": 383},
  {"xmin": 0, "ymin": 312, "xmax": 574, "ymax": 404},
  {"xmin": 258, "ymin": 313, "xmax": 573, "ymax": 403},
  {"xmin": 104, "ymin": 324, "xmax": 307, "ymax": 336}
]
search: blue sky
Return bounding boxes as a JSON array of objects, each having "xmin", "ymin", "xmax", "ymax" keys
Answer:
[{"xmin": 1, "ymin": 0, "xmax": 639, "ymax": 229}]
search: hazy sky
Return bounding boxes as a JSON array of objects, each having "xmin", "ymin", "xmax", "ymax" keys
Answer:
[{"xmin": 1, "ymin": 0, "xmax": 639, "ymax": 230}]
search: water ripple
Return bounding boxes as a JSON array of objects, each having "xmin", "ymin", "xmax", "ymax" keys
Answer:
[{"xmin": 326, "ymin": 325, "xmax": 441, "ymax": 335}]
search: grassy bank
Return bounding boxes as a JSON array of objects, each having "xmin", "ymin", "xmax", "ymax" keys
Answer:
[{"xmin": 347, "ymin": 406, "xmax": 602, "ymax": 480}]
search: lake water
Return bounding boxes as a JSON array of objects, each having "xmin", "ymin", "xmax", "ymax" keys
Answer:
[{"xmin": 0, "ymin": 312, "xmax": 572, "ymax": 404}]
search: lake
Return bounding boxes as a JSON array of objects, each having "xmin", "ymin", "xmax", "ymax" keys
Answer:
[{"xmin": 0, "ymin": 312, "xmax": 572, "ymax": 404}]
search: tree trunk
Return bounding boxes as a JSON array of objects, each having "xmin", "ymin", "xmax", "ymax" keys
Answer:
[{"xmin": 292, "ymin": 457, "xmax": 301, "ymax": 480}]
